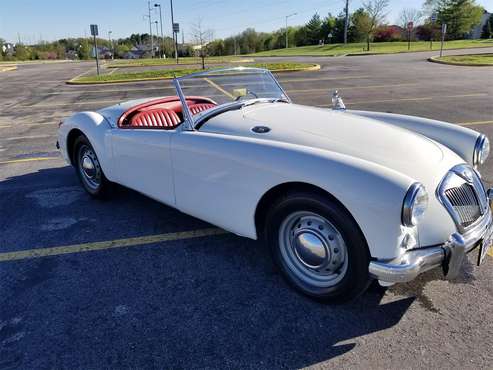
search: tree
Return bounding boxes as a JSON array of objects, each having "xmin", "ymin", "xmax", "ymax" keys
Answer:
[
  {"xmin": 190, "ymin": 19, "xmax": 213, "ymax": 69},
  {"xmin": 351, "ymin": 8, "xmax": 372, "ymax": 45},
  {"xmin": 361, "ymin": 0, "xmax": 389, "ymax": 50},
  {"xmin": 15, "ymin": 44, "xmax": 31, "ymax": 60},
  {"xmin": 433, "ymin": 0, "xmax": 484, "ymax": 39},
  {"xmin": 305, "ymin": 13, "xmax": 323, "ymax": 44},
  {"xmin": 399, "ymin": 8, "xmax": 422, "ymax": 43},
  {"xmin": 321, "ymin": 13, "xmax": 337, "ymax": 43},
  {"xmin": 0, "ymin": 38, "xmax": 4, "ymax": 61},
  {"xmin": 78, "ymin": 39, "xmax": 91, "ymax": 60},
  {"xmin": 399, "ymin": 8, "xmax": 423, "ymax": 29}
]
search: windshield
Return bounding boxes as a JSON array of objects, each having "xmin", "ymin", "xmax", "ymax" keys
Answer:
[{"xmin": 174, "ymin": 67, "xmax": 290, "ymax": 127}]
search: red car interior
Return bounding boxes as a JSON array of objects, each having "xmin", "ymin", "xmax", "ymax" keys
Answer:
[
  {"xmin": 188, "ymin": 103, "xmax": 218, "ymax": 116},
  {"xmin": 118, "ymin": 96, "xmax": 217, "ymax": 129},
  {"xmin": 130, "ymin": 109, "xmax": 181, "ymax": 129}
]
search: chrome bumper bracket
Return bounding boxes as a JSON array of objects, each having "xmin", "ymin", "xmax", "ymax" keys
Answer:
[{"xmin": 442, "ymin": 234, "xmax": 466, "ymax": 279}]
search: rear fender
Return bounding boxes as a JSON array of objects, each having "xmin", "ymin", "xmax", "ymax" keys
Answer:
[{"xmin": 59, "ymin": 112, "xmax": 115, "ymax": 180}]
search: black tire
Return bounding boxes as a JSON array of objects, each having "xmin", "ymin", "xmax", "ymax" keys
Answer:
[
  {"xmin": 265, "ymin": 191, "xmax": 371, "ymax": 303},
  {"xmin": 73, "ymin": 135, "xmax": 112, "ymax": 198}
]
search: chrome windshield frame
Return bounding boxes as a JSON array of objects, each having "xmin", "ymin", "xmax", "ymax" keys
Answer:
[{"xmin": 172, "ymin": 67, "xmax": 291, "ymax": 131}]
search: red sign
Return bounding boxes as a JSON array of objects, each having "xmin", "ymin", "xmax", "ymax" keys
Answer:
[{"xmin": 407, "ymin": 22, "xmax": 414, "ymax": 31}]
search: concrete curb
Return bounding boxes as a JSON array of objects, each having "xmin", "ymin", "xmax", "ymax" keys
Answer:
[
  {"xmin": 107, "ymin": 58, "xmax": 256, "ymax": 68},
  {"xmin": 250, "ymin": 44, "xmax": 493, "ymax": 58},
  {"xmin": 428, "ymin": 55, "xmax": 493, "ymax": 67},
  {"xmin": 65, "ymin": 64, "xmax": 321, "ymax": 85},
  {"xmin": 0, "ymin": 65, "xmax": 17, "ymax": 72}
]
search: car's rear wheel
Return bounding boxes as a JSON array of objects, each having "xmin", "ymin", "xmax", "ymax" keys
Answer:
[
  {"xmin": 265, "ymin": 191, "xmax": 371, "ymax": 303},
  {"xmin": 73, "ymin": 135, "xmax": 111, "ymax": 198}
]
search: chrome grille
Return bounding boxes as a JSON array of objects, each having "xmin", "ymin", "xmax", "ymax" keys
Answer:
[
  {"xmin": 438, "ymin": 164, "xmax": 488, "ymax": 233},
  {"xmin": 444, "ymin": 183, "xmax": 481, "ymax": 228}
]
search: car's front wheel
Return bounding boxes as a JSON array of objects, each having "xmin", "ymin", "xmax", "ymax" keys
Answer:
[
  {"xmin": 265, "ymin": 191, "xmax": 371, "ymax": 303},
  {"xmin": 73, "ymin": 135, "xmax": 112, "ymax": 198}
]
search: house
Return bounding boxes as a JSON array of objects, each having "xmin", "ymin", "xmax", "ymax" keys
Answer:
[
  {"xmin": 123, "ymin": 44, "xmax": 152, "ymax": 59},
  {"xmin": 470, "ymin": 10, "xmax": 491, "ymax": 39},
  {"xmin": 2, "ymin": 43, "xmax": 15, "ymax": 57}
]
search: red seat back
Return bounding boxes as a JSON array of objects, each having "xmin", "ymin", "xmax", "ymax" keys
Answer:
[
  {"xmin": 129, "ymin": 109, "xmax": 181, "ymax": 129},
  {"xmin": 189, "ymin": 103, "xmax": 217, "ymax": 115}
]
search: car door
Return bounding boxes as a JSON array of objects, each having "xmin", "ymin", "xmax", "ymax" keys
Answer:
[{"xmin": 111, "ymin": 128, "xmax": 176, "ymax": 206}]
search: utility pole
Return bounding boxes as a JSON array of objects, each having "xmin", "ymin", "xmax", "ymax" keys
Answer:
[
  {"xmin": 344, "ymin": 0, "xmax": 349, "ymax": 44},
  {"xmin": 148, "ymin": 0, "xmax": 154, "ymax": 58},
  {"xmin": 285, "ymin": 13, "xmax": 297, "ymax": 49},
  {"xmin": 154, "ymin": 3, "xmax": 165, "ymax": 58},
  {"xmin": 154, "ymin": 21, "xmax": 159, "ymax": 56},
  {"xmin": 108, "ymin": 30, "xmax": 113, "ymax": 59},
  {"xmin": 234, "ymin": 37, "xmax": 237, "ymax": 55},
  {"xmin": 170, "ymin": 0, "xmax": 179, "ymax": 63}
]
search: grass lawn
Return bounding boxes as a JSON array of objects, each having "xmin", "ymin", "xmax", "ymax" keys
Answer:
[
  {"xmin": 434, "ymin": 53, "xmax": 493, "ymax": 66},
  {"xmin": 68, "ymin": 62, "xmax": 318, "ymax": 84},
  {"xmin": 108, "ymin": 56, "xmax": 255, "ymax": 68},
  {"xmin": 249, "ymin": 39, "xmax": 493, "ymax": 57}
]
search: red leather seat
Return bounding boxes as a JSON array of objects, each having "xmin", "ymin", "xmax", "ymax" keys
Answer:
[
  {"xmin": 130, "ymin": 109, "xmax": 181, "ymax": 129},
  {"xmin": 189, "ymin": 103, "xmax": 217, "ymax": 115}
]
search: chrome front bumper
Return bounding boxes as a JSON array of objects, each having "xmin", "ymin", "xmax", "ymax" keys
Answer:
[{"xmin": 369, "ymin": 206, "xmax": 493, "ymax": 284}]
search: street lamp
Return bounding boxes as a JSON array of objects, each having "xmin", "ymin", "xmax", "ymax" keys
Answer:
[
  {"xmin": 285, "ymin": 13, "xmax": 297, "ymax": 49},
  {"xmin": 154, "ymin": 3, "xmax": 165, "ymax": 58}
]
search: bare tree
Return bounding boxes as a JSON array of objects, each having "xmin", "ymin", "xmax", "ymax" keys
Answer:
[
  {"xmin": 399, "ymin": 8, "xmax": 423, "ymax": 29},
  {"xmin": 190, "ymin": 19, "xmax": 214, "ymax": 70},
  {"xmin": 362, "ymin": 0, "xmax": 389, "ymax": 51}
]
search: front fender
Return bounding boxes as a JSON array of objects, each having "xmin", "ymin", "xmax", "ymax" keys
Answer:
[
  {"xmin": 349, "ymin": 110, "xmax": 480, "ymax": 165},
  {"xmin": 172, "ymin": 131, "xmax": 415, "ymax": 259}
]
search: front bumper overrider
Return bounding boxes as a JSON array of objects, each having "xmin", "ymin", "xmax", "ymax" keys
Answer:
[{"xmin": 369, "ymin": 199, "xmax": 492, "ymax": 284}]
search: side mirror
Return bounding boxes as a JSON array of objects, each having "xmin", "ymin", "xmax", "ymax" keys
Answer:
[{"xmin": 331, "ymin": 90, "xmax": 346, "ymax": 111}]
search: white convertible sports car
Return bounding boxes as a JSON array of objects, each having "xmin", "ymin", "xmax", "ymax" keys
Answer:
[{"xmin": 58, "ymin": 67, "xmax": 493, "ymax": 302}]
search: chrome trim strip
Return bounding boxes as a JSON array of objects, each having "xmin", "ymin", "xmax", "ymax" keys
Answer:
[
  {"xmin": 402, "ymin": 182, "xmax": 424, "ymax": 227},
  {"xmin": 473, "ymin": 134, "xmax": 487, "ymax": 167},
  {"xmin": 172, "ymin": 77, "xmax": 194, "ymax": 131},
  {"xmin": 266, "ymin": 69, "xmax": 292, "ymax": 104}
]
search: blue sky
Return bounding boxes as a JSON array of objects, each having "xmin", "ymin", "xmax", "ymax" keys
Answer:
[{"xmin": 0, "ymin": 0, "xmax": 490, "ymax": 43}]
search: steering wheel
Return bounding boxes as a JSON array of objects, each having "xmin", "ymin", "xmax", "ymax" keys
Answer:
[{"xmin": 235, "ymin": 90, "xmax": 259, "ymax": 101}]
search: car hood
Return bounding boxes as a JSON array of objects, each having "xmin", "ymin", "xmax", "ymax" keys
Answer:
[{"xmin": 202, "ymin": 103, "xmax": 463, "ymax": 182}]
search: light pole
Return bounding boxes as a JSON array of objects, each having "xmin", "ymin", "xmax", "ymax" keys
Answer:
[
  {"xmin": 108, "ymin": 30, "xmax": 113, "ymax": 59},
  {"xmin": 154, "ymin": 3, "xmax": 165, "ymax": 58},
  {"xmin": 285, "ymin": 13, "xmax": 297, "ymax": 49},
  {"xmin": 147, "ymin": 0, "xmax": 154, "ymax": 58},
  {"xmin": 170, "ymin": 0, "xmax": 178, "ymax": 63}
]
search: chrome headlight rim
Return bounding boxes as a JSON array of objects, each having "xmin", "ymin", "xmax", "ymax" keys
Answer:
[
  {"xmin": 473, "ymin": 134, "xmax": 490, "ymax": 167},
  {"xmin": 402, "ymin": 182, "xmax": 428, "ymax": 227}
]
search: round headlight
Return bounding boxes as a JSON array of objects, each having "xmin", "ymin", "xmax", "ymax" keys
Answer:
[
  {"xmin": 473, "ymin": 134, "xmax": 490, "ymax": 167},
  {"xmin": 402, "ymin": 183, "xmax": 428, "ymax": 227}
]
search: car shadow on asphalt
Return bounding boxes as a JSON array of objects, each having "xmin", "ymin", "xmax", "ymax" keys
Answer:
[{"xmin": 0, "ymin": 166, "xmax": 415, "ymax": 368}]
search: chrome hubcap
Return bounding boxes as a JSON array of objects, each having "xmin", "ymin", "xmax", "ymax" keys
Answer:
[
  {"xmin": 78, "ymin": 146, "xmax": 101, "ymax": 190},
  {"xmin": 81, "ymin": 155, "xmax": 96, "ymax": 179},
  {"xmin": 279, "ymin": 212, "xmax": 348, "ymax": 288}
]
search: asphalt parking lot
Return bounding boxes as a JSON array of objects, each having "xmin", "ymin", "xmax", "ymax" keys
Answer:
[{"xmin": 1, "ymin": 48, "xmax": 493, "ymax": 369}]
